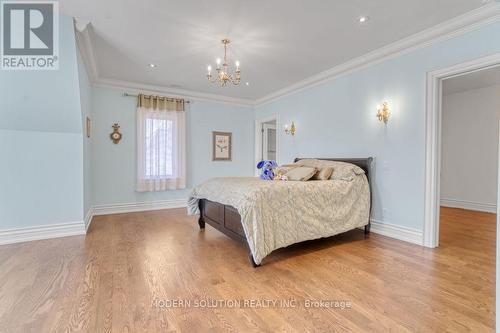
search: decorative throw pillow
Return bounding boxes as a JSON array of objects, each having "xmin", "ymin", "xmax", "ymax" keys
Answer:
[
  {"xmin": 312, "ymin": 167, "xmax": 334, "ymax": 180},
  {"xmin": 281, "ymin": 163, "xmax": 299, "ymax": 168},
  {"xmin": 273, "ymin": 167, "xmax": 291, "ymax": 181},
  {"xmin": 329, "ymin": 162, "xmax": 364, "ymax": 180},
  {"xmin": 293, "ymin": 159, "xmax": 364, "ymax": 180},
  {"xmin": 285, "ymin": 167, "xmax": 317, "ymax": 181},
  {"xmin": 274, "ymin": 166, "xmax": 296, "ymax": 174}
]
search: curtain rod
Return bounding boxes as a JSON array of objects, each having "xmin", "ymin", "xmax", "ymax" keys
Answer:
[{"xmin": 122, "ymin": 92, "xmax": 190, "ymax": 103}]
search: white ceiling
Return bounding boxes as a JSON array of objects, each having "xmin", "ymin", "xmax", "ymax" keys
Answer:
[
  {"xmin": 443, "ymin": 65, "xmax": 500, "ymax": 95},
  {"xmin": 61, "ymin": 0, "xmax": 489, "ymax": 101}
]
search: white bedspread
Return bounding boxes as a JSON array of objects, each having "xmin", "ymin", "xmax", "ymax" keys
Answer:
[{"xmin": 188, "ymin": 176, "xmax": 370, "ymax": 264}]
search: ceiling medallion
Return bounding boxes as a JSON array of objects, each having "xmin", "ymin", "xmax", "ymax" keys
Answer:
[{"xmin": 206, "ymin": 38, "xmax": 241, "ymax": 87}]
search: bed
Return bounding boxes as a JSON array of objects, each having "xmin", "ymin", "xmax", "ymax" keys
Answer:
[{"xmin": 187, "ymin": 158, "xmax": 373, "ymax": 267}]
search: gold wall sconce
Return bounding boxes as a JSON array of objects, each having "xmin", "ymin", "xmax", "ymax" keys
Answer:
[
  {"xmin": 377, "ymin": 102, "xmax": 390, "ymax": 124},
  {"xmin": 284, "ymin": 121, "xmax": 296, "ymax": 135},
  {"xmin": 110, "ymin": 123, "xmax": 122, "ymax": 144}
]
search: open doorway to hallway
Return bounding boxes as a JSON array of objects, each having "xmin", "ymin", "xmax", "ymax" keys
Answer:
[{"xmin": 438, "ymin": 66, "xmax": 500, "ymax": 327}]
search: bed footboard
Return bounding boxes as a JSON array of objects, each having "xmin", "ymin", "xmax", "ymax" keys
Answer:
[
  {"xmin": 198, "ymin": 198, "xmax": 371, "ymax": 267},
  {"xmin": 198, "ymin": 199, "xmax": 260, "ymax": 267}
]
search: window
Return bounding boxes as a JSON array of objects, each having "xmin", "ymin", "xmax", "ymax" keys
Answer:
[
  {"xmin": 137, "ymin": 96, "xmax": 186, "ymax": 192},
  {"xmin": 144, "ymin": 118, "xmax": 173, "ymax": 178}
]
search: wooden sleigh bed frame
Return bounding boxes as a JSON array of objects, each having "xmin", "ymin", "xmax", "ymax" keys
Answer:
[{"xmin": 197, "ymin": 157, "xmax": 373, "ymax": 267}]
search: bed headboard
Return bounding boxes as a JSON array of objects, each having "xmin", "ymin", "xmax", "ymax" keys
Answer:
[{"xmin": 293, "ymin": 157, "xmax": 373, "ymax": 182}]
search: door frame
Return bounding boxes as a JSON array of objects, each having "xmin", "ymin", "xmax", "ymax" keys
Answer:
[
  {"xmin": 423, "ymin": 53, "xmax": 500, "ymax": 248},
  {"xmin": 255, "ymin": 115, "xmax": 279, "ymax": 175}
]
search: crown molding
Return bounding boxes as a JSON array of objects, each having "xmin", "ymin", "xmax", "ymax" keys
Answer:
[
  {"xmin": 93, "ymin": 78, "xmax": 255, "ymax": 107},
  {"xmin": 74, "ymin": 4, "xmax": 500, "ymax": 109},
  {"xmin": 74, "ymin": 18, "xmax": 99, "ymax": 83},
  {"xmin": 74, "ymin": 20, "xmax": 254, "ymax": 108},
  {"xmin": 255, "ymin": 3, "xmax": 500, "ymax": 107}
]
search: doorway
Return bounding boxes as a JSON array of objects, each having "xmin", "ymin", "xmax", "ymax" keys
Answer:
[
  {"xmin": 255, "ymin": 116, "xmax": 279, "ymax": 174},
  {"xmin": 439, "ymin": 64, "xmax": 499, "ymax": 241},
  {"xmin": 424, "ymin": 54, "xmax": 500, "ymax": 248},
  {"xmin": 432, "ymin": 62, "xmax": 500, "ymax": 329}
]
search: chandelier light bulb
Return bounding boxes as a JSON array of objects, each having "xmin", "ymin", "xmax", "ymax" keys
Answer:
[
  {"xmin": 235, "ymin": 61, "xmax": 240, "ymax": 67},
  {"xmin": 216, "ymin": 58, "xmax": 221, "ymax": 65},
  {"xmin": 207, "ymin": 65, "xmax": 212, "ymax": 72}
]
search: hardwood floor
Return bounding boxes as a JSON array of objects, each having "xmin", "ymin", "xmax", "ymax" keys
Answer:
[{"xmin": 0, "ymin": 207, "xmax": 495, "ymax": 332}]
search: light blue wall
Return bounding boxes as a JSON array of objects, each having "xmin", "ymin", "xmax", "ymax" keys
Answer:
[
  {"xmin": 256, "ymin": 21, "xmax": 500, "ymax": 231},
  {"xmin": 91, "ymin": 88, "xmax": 254, "ymax": 206},
  {"xmin": 0, "ymin": 131, "xmax": 83, "ymax": 228},
  {"xmin": 0, "ymin": 16, "xmax": 84, "ymax": 229},
  {"xmin": 0, "ymin": 20, "xmax": 81, "ymax": 133}
]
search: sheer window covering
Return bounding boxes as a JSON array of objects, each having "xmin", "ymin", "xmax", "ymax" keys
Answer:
[{"xmin": 136, "ymin": 94, "xmax": 186, "ymax": 192}]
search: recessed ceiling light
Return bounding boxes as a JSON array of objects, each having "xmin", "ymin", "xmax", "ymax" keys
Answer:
[
  {"xmin": 359, "ymin": 16, "xmax": 369, "ymax": 24},
  {"xmin": 245, "ymin": 82, "xmax": 250, "ymax": 86},
  {"xmin": 148, "ymin": 63, "xmax": 157, "ymax": 68}
]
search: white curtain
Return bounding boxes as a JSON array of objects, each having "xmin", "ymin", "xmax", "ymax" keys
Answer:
[{"xmin": 136, "ymin": 95, "xmax": 186, "ymax": 192}]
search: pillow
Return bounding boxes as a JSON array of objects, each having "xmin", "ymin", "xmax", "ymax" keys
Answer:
[
  {"xmin": 274, "ymin": 166, "xmax": 296, "ymax": 175},
  {"xmin": 312, "ymin": 167, "xmax": 334, "ymax": 180},
  {"xmin": 293, "ymin": 159, "xmax": 364, "ymax": 180},
  {"xmin": 330, "ymin": 162, "xmax": 364, "ymax": 180},
  {"xmin": 280, "ymin": 164, "xmax": 299, "ymax": 168},
  {"xmin": 285, "ymin": 167, "xmax": 317, "ymax": 181},
  {"xmin": 272, "ymin": 167, "xmax": 290, "ymax": 181}
]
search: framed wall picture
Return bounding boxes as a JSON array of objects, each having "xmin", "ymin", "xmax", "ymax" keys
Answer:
[{"xmin": 212, "ymin": 131, "xmax": 232, "ymax": 161}]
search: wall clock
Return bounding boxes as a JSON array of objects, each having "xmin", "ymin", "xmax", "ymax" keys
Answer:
[
  {"xmin": 212, "ymin": 131, "xmax": 232, "ymax": 161},
  {"xmin": 110, "ymin": 123, "xmax": 122, "ymax": 144}
]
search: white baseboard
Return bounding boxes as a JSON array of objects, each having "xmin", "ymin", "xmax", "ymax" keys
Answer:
[
  {"xmin": 92, "ymin": 200, "xmax": 423, "ymax": 247},
  {"xmin": 369, "ymin": 219, "xmax": 423, "ymax": 245},
  {"xmin": 440, "ymin": 198, "xmax": 496, "ymax": 213},
  {"xmin": 84, "ymin": 207, "xmax": 94, "ymax": 231},
  {"xmin": 0, "ymin": 203, "xmax": 421, "ymax": 247},
  {"xmin": 0, "ymin": 222, "xmax": 86, "ymax": 246},
  {"xmin": 92, "ymin": 198, "xmax": 187, "ymax": 216},
  {"xmin": 0, "ymin": 199, "xmax": 188, "ymax": 245}
]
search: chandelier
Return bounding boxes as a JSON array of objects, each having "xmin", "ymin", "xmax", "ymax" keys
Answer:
[{"xmin": 206, "ymin": 39, "xmax": 241, "ymax": 86}]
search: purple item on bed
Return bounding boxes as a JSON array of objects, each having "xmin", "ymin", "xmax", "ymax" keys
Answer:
[{"xmin": 256, "ymin": 160, "xmax": 278, "ymax": 180}]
